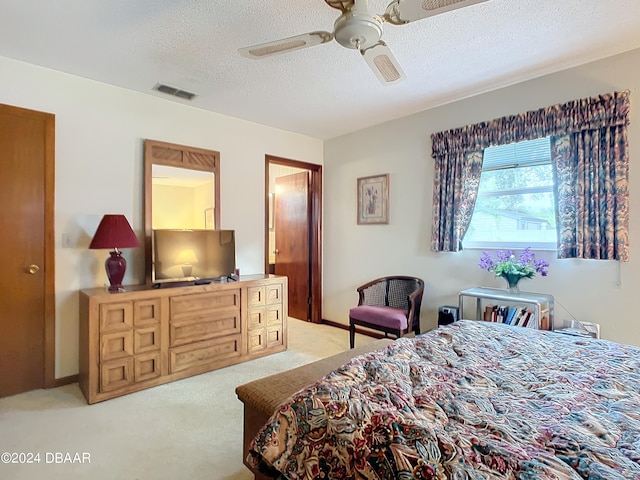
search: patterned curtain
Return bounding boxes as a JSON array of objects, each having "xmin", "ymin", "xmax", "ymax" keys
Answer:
[
  {"xmin": 551, "ymin": 127, "xmax": 629, "ymax": 261},
  {"xmin": 431, "ymin": 151, "xmax": 483, "ymax": 251},
  {"xmin": 431, "ymin": 90, "xmax": 630, "ymax": 258}
]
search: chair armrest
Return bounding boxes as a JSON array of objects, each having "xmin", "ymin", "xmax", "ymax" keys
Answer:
[
  {"xmin": 356, "ymin": 287, "xmax": 366, "ymax": 306},
  {"xmin": 406, "ymin": 287, "xmax": 424, "ymax": 333}
]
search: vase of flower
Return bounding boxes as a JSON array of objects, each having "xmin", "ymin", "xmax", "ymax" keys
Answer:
[
  {"xmin": 501, "ymin": 273, "xmax": 523, "ymax": 293},
  {"xmin": 478, "ymin": 248, "xmax": 549, "ymax": 294}
]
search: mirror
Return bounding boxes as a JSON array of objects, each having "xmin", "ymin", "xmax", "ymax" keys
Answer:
[
  {"xmin": 151, "ymin": 165, "xmax": 214, "ymax": 229},
  {"xmin": 144, "ymin": 139, "xmax": 220, "ymax": 283}
]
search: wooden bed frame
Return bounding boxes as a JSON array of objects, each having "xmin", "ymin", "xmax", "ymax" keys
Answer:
[{"xmin": 235, "ymin": 339, "xmax": 393, "ymax": 479}]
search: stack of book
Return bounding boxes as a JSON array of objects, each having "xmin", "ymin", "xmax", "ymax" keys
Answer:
[{"xmin": 483, "ymin": 304, "xmax": 538, "ymax": 328}]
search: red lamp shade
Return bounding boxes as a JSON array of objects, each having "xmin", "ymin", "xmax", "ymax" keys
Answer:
[{"xmin": 89, "ymin": 214, "xmax": 140, "ymax": 292}]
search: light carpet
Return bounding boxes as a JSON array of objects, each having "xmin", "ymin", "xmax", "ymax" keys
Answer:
[{"xmin": 0, "ymin": 320, "xmax": 377, "ymax": 480}]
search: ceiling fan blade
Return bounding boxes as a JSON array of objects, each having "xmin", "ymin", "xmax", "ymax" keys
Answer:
[
  {"xmin": 383, "ymin": 0, "xmax": 489, "ymax": 25},
  {"xmin": 324, "ymin": 0, "xmax": 355, "ymax": 12},
  {"xmin": 239, "ymin": 31, "xmax": 333, "ymax": 59},
  {"xmin": 360, "ymin": 40, "xmax": 406, "ymax": 85}
]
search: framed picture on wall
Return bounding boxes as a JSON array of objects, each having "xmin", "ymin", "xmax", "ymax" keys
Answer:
[
  {"xmin": 357, "ymin": 174, "xmax": 389, "ymax": 225},
  {"xmin": 204, "ymin": 207, "xmax": 214, "ymax": 229}
]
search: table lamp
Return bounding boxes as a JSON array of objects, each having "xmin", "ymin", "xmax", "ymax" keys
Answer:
[{"xmin": 89, "ymin": 214, "xmax": 140, "ymax": 292}]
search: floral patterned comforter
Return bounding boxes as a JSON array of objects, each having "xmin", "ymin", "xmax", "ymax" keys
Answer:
[{"xmin": 248, "ymin": 320, "xmax": 640, "ymax": 479}]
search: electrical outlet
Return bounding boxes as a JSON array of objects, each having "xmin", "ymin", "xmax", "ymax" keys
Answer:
[{"xmin": 61, "ymin": 233, "xmax": 71, "ymax": 248}]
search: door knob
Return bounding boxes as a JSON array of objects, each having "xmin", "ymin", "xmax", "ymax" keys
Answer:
[
  {"xmin": 28, "ymin": 264, "xmax": 40, "ymax": 274},
  {"xmin": 273, "ymin": 249, "xmax": 279, "ymax": 255}
]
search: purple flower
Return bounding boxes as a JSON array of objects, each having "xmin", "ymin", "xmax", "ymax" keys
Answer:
[
  {"xmin": 534, "ymin": 258, "xmax": 549, "ymax": 276},
  {"xmin": 519, "ymin": 247, "xmax": 535, "ymax": 265},
  {"xmin": 478, "ymin": 248, "xmax": 549, "ymax": 279},
  {"xmin": 478, "ymin": 251, "xmax": 496, "ymax": 270}
]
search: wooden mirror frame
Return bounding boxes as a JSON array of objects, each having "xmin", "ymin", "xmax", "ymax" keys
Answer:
[{"xmin": 143, "ymin": 139, "xmax": 221, "ymax": 284}]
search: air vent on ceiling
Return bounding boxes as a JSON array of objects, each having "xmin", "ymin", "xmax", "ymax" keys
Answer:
[{"xmin": 153, "ymin": 83, "xmax": 197, "ymax": 100}]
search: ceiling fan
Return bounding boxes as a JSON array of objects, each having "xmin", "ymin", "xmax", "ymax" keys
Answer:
[{"xmin": 238, "ymin": 0, "xmax": 488, "ymax": 85}]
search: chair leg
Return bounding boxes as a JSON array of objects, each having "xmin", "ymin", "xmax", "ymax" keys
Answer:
[{"xmin": 349, "ymin": 320, "xmax": 356, "ymax": 349}]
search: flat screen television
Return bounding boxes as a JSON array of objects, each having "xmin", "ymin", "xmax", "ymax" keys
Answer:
[{"xmin": 152, "ymin": 229, "xmax": 236, "ymax": 284}]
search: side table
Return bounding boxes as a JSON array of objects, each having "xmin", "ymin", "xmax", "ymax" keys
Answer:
[{"xmin": 458, "ymin": 287, "xmax": 554, "ymax": 330}]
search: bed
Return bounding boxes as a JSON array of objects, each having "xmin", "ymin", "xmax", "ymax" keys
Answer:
[{"xmin": 242, "ymin": 320, "xmax": 640, "ymax": 479}]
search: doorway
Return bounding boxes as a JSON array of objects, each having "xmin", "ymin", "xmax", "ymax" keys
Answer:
[
  {"xmin": 0, "ymin": 103, "xmax": 56, "ymax": 397},
  {"xmin": 265, "ymin": 156, "xmax": 322, "ymax": 323}
]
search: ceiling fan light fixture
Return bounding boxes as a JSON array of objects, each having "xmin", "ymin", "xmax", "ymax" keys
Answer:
[{"xmin": 334, "ymin": 12, "xmax": 383, "ymax": 49}]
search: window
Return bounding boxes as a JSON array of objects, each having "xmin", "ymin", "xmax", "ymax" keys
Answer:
[{"xmin": 463, "ymin": 137, "xmax": 556, "ymax": 250}]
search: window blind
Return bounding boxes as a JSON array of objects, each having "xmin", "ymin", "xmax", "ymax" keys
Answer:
[{"xmin": 483, "ymin": 137, "xmax": 551, "ymax": 171}]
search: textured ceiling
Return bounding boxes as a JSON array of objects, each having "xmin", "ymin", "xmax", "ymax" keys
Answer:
[{"xmin": 1, "ymin": 0, "xmax": 640, "ymax": 140}]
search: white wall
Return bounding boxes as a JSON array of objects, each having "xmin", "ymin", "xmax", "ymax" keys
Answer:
[
  {"xmin": 0, "ymin": 56, "xmax": 323, "ymax": 378},
  {"xmin": 3, "ymin": 46, "xmax": 639, "ymax": 378},
  {"xmin": 324, "ymin": 48, "xmax": 640, "ymax": 347}
]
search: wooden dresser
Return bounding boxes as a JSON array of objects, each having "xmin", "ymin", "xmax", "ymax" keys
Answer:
[{"xmin": 79, "ymin": 275, "xmax": 287, "ymax": 404}]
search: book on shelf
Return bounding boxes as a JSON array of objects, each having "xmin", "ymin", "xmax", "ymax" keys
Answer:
[
  {"xmin": 518, "ymin": 307, "xmax": 534, "ymax": 327},
  {"xmin": 484, "ymin": 305, "xmax": 494, "ymax": 322},
  {"xmin": 505, "ymin": 306, "xmax": 518, "ymax": 325},
  {"xmin": 460, "ymin": 288, "xmax": 553, "ymax": 331},
  {"xmin": 482, "ymin": 304, "xmax": 537, "ymax": 328}
]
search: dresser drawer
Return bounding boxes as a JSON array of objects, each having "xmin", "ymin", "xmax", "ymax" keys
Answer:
[
  {"xmin": 169, "ymin": 335, "xmax": 242, "ymax": 373},
  {"xmin": 247, "ymin": 307, "xmax": 266, "ymax": 330},
  {"xmin": 134, "ymin": 325, "xmax": 161, "ymax": 353},
  {"xmin": 247, "ymin": 286, "xmax": 266, "ymax": 308},
  {"xmin": 170, "ymin": 290, "xmax": 240, "ymax": 321},
  {"xmin": 267, "ymin": 325, "xmax": 284, "ymax": 349},
  {"xmin": 100, "ymin": 330, "xmax": 134, "ymax": 362},
  {"xmin": 265, "ymin": 282, "xmax": 284, "ymax": 305},
  {"xmin": 100, "ymin": 357, "xmax": 133, "ymax": 393},
  {"xmin": 247, "ymin": 328, "xmax": 267, "ymax": 354},
  {"xmin": 266, "ymin": 305, "xmax": 283, "ymax": 325},
  {"xmin": 99, "ymin": 302, "xmax": 133, "ymax": 332},
  {"xmin": 170, "ymin": 309, "xmax": 240, "ymax": 347},
  {"xmin": 133, "ymin": 298, "xmax": 162, "ymax": 326},
  {"xmin": 134, "ymin": 352, "xmax": 161, "ymax": 383}
]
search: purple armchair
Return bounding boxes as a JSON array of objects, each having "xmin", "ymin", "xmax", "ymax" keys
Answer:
[{"xmin": 349, "ymin": 276, "xmax": 424, "ymax": 348}]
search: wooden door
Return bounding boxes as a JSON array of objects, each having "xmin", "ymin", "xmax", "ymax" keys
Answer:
[
  {"xmin": 0, "ymin": 104, "xmax": 55, "ymax": 397},
  {"xmin": 274, "ymin": 172, "xmax": 310, "ymax": 321}
]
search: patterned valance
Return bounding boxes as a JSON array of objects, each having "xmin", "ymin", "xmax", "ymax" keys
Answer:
[{"xmin": 431, "ymin": 91, "xmax": 630, "ymax": 157}]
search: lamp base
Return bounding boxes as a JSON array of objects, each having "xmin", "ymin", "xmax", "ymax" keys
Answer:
[{"xmin": 105, "ymin": 250, "xmax": 127, "ymax": 292}]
